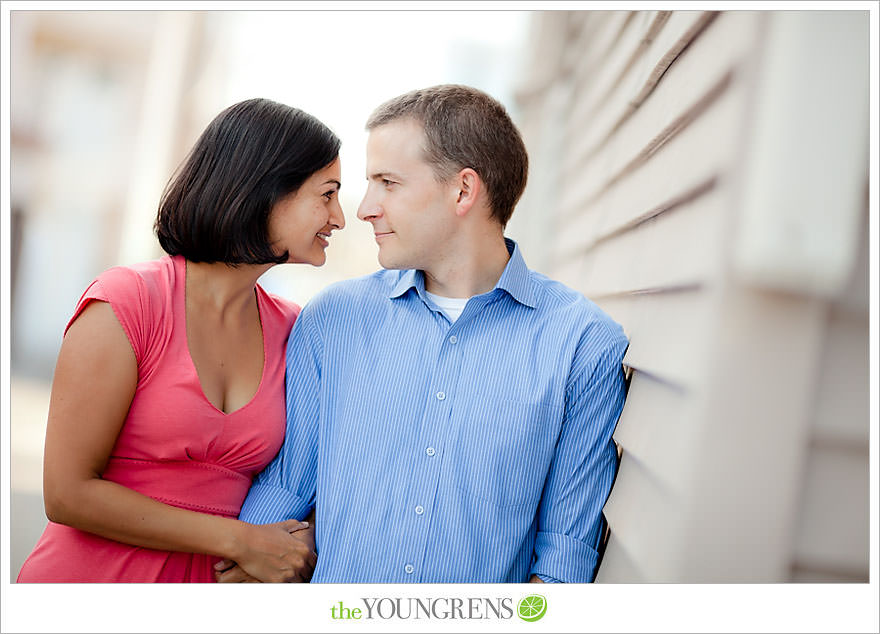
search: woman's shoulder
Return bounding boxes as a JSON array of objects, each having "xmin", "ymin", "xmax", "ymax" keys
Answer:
[
  {"xmin": 93, "ymin": 255, "xmax": 177, "ymax": 301},
  {"xmin": 66, "ymin": 256, "xmax": 178, "ymax": 360},
  {"xmin": 255, "ymin": 286, "xmax": 301, "ymax": 329}
]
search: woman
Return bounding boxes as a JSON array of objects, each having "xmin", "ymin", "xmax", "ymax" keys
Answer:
[{"xmin": 17, "ymin": 98, "xmax": 344, "ymax": 583}]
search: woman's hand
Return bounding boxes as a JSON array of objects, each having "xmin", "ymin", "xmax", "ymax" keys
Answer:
[{"xmin": 220, "ymin": 519, "xmax": 316, "ymax": 582}]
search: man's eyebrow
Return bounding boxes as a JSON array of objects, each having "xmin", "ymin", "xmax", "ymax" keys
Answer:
[{"xmin": 367, "ymin": 171, "xmax": 402, "ymax": 180}]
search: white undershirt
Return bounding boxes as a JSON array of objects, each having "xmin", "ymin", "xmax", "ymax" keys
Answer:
[{"xmin": 424, "ymin": 290, "xmax": 469, "ymax": 323}]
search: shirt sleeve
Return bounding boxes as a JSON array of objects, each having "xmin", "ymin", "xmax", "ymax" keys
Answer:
[
  {"xmin": 66, "ymin": 266, "xmax": 154, "ymax": 366},
  {"xmin": 529, "ymin": 332, "xmax": 628, "ymax": 583},
  {"xmin": 239, "ymin": 304, "xmax": 323, "ymax": 524}
]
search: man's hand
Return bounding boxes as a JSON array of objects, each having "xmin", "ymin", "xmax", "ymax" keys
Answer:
[
  {"xmin": 216, "ymin": 520, "xmax": 316, "ymax": 583},
  {"xmin": 529, "ymin": 574, "xmax": 545, "ymax": 583}
]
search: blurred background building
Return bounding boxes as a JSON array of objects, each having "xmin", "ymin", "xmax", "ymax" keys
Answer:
[{"xmin": 4, "ymin": 5, "xmax": 874, "ymax": 595}]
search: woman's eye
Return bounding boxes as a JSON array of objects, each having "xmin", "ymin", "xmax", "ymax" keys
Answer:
[{"xmin": 323, "ymin": 190, "xmax": 336, "ymax": 200}]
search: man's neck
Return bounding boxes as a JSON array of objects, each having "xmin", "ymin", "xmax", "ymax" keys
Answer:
[{"xmin": 422, "ymin": 233, "xmax": 510, "ymax": 299}]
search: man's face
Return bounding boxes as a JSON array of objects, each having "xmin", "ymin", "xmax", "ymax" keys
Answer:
[{"xmin": 357, "ymin": 118, "xmax": 459, "ymax": 271}]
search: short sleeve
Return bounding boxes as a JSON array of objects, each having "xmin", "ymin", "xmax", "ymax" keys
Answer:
[{"xmin": 66, "ymin": 266, "xmax": 156, "ymax": 366}]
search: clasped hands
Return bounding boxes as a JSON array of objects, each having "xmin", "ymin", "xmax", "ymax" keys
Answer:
[{"xmin": 215, "ymin": 519, "xmax": 316, "ymax": 583}]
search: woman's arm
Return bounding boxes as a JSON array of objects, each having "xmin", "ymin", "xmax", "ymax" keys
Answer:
[{"xmin": 43, "ymin": 300, "xmax": 314, "ymax": 582}]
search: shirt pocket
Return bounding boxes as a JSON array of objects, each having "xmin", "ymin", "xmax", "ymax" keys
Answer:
[{"xmin": 450, "ymin": 398, "xmax": 562, "ymax": 508}]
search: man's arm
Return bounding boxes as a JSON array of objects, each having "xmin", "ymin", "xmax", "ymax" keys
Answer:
[
  {"xmin": 216, "ymin": 309, "xmax": 325, "ymax": 582},
  {"xmin": 238, "ymin": 309, "xmax": 324, "ymax": 524},
  {"xmin": 529, "ymin": 335, "xmax": 628, "ymax": 583}
]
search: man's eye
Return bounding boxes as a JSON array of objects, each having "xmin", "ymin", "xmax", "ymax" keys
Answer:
[{"xmin": 382, "ymin": 179, "xmax": 394, "ymax": 187}]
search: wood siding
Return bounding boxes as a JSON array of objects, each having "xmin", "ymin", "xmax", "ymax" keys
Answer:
[{"xmin": 511, "ymin": 10, "xmax": 869, "ymax": 582}]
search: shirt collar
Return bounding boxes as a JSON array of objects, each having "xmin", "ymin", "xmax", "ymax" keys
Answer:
[
  {"xmin": 387, "ymin": 238, "xmax": 535, "ymax": 309},
  {"xmin": 388, "ymin": 268, "xmax": 423, "ymax": 299},
  {"xmin": 496, "ymin": 238, "xmax": 536, "ymax": 308}
]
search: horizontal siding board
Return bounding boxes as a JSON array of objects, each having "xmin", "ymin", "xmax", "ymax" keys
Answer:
[
  {"xmin": 677, "ymin": 291, "xmax": 826, "ymax": 581},
  {"xmin": 601, "ymin": 450, "xmax": 683, "ymax": 581},
  {"xmin": 561, "ymin": 10, "xmax": 607, "ymax": 75},
  {"xmin": 810, "ymin": 309, "xmax": 869, "ymax": 447},
  {"xmin": 835, "ymin": 206, "xmax": 868, "ymax": 314},
  {"xmin": 595, "ymin": 288, "xmax": 718, "ymax": 390},
  {"xmin": 563, "ymin": 10, "xmax": 715, "ymax": 187},
  {"xmin": 559, "ymin": 65, "xmax": 733, "ymax": 227},
  {"xmin": 564, "ymin": 10, "xmax": 674, "ymax": 164},
  {"xmin": 559, "ymin": 11, "xmax": 761, "ymax": 221},
  {"xmin": 790, "ymin": 445, "xmax": 869, "ymax": 577},
  {"xmin": 612, "ymin": 370, "xmax": 696, "ymax": 496},
  {"xmin": 555, "ymin": 73, "xmax": 748, "ymax": 259},
  {"xmin": 568, "ymin": 11, "xmax": 644, "ymax": 120},
  {"xmin": 789, "ymin": 566, "xmax": 868, "ymax": 583},
  {"xmin": 566, "ymin": 179, "xmax": 726, "ymax": 298},
  {"xmin": 569, "ymin": 10, "xmax": 631, "ymax": 83},
  {"xmin": 515, "ymin": 12, "xmax": 571, "ymax": 98},
  {"xmin": 595, "ymin": 532, "xmax": 647, "ymax": 582}
]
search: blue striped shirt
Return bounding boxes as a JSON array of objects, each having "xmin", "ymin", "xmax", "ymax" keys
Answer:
[{"xmin": 240, "ymin": 239, "xmax": 629, "ymax": 583}]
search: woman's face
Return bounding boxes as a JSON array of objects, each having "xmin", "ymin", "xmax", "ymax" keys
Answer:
[{"xmin": 268, "ymin": 158, "xmax": 344, "ymax": 266}]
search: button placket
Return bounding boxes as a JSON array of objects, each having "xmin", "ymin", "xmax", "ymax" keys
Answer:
[{"xmin": 404, "ymin": 320, "xmax": 461, "ymax": 582}]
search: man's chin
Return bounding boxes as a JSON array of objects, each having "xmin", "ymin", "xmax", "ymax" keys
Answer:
[{"xmin": 377, "ymin": 252, "xmax": 403, "ymax": 270}]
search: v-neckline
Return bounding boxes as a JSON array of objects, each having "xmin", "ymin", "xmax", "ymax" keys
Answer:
[{"xmin": 176, "ymin": 255, "xmax": 268, "ymax": 416}]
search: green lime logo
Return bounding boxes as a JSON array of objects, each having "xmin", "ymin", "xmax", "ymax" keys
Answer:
[{"xmin": 517, "ymin": 594, "xmax": 547, "ymax": 622}]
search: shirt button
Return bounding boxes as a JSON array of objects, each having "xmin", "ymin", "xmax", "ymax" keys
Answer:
[
  {"xmin": 415, "ymin": 505, "xmax": 424, "ymax": 515},
  {"xmin": 449, "ymin": 335, "xmax": 458, "ymax": 344},
  {"xmin": 426, "ymin": 447, "xmax": 436, "ymax": 457},
  {"xmin": 436, "ymin": 391, "xmax": 446, "ymax": 401},
  {"xmin": 404, "ymin": 564, "xmax": 414, "ymax": 574}
]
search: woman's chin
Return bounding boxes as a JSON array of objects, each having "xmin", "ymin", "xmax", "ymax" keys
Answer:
[{"xmin": 290, "ymin": 253, "xmax": 326, "ymax": 267}]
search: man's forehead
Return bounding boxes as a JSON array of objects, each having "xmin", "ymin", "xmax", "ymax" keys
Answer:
[
  {"xmin": 369, "ymin": 117, "xmax": 424, "ymax": 141},
  {"xmin": 366, "ymin": 124, "xmax": 426, "ymax": 169}
]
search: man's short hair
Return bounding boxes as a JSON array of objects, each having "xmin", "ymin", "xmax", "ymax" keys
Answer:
[
  {"xmin": 366, "ymin": 84, "xmax": 528, "ymax": 227},
  {"xmin": 156, "ymin": 97, "xmax": 340, "ymax": 264}
]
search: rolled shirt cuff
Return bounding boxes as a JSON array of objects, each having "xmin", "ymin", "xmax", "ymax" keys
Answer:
[
  {"xmin": 530, "ymin": 530, "xmax": 600, "ymax": 583},
  {"xmin": 238, "ymin": 483, "xmax": 311, "ymax": 524}
]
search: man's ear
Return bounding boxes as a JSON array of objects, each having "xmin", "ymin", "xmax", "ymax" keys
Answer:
[{"xmin": 454, "ymin": 168, "xmax": 482, "ymax": 218}]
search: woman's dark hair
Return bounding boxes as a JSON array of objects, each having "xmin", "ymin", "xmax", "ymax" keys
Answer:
[{"xmin": 155, "ymin": 98, "xmax": 340, "ymax": 264}]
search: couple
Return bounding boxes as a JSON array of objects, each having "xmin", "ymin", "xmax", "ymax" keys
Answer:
[{"xmin": 17, "ymin": 85, "xmax": 629, "ymax": 584}]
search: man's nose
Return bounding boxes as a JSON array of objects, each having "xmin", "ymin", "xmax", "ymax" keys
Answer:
[{"xmin": 357, "ymin": 188, "xmax": 381, "ymax": 222}]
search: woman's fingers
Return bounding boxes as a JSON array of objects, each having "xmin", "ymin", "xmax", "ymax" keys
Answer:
[
  {"xmin": 280, "ymin": 519, "xmax": 309, "ymax": 533},
  {"xmin": 216, "ymin": 564, "xmax": 258, "ymax": 583},
  {"xmin": 214, "ymin": 558, "xmax": 235, "ymax": 573}
]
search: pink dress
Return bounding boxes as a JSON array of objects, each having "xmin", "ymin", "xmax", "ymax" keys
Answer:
[{"xmin": 17, "ymin": 255, "xmax": 299, "ymax": 583}]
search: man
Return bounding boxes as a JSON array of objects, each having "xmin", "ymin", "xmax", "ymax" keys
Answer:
[{"xmin": 225, "ymin": 84, "xmax": 628, "ymax": 583}]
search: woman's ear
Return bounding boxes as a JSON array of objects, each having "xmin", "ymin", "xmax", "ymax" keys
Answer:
[{"xmin": 454, "ymin": 168, "xmax": 482, "ymax": 218}]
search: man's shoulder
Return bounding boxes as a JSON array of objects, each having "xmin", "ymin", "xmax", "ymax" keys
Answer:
[
  {"xmin": 529, "ymin": 270, "xmax": 610, "ymax": 319},
  {"xmin": 528, "ymin": 270, "xmax": 627, "ymax": 345},
  {"xmin": 302, "ymin": 269, "xmax": 399, "ymax": 317}
]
